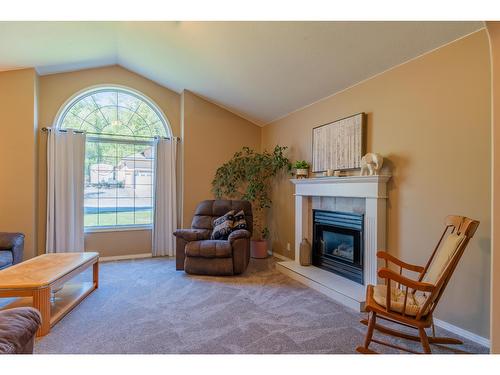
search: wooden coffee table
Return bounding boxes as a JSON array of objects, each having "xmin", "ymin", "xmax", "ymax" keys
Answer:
[{"xmin": 0, "ymin": 252, "xmax": 99, "ymax": 337}]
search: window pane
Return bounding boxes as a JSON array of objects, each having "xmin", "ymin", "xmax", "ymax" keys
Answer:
[
  {"xmin": 61, "ymin": 112, "xmax": 84, "ymax": 130},
  {"xmin": 84, "ymin": 198, "xmax": 98, "ymax": 227},
  {"xmin": 136, "ymin": 197, "xmax": 152, "ymax": 212},
  {"xmin": 69, "ymin": 96, "xmax": 97, "ymax": 120},
  {"xmin": 92, "ymin": 92, "xmax": 117, "ymax": 108},
  {"xmin": 117, "ymin": 107, "xmax": 136, "ymax": 128},
  {"xmin": 98, "ymin": 186, "xmax": 117, "ymax": 201},
  {"xmin": 136, "ymin": 208, "xmax": 153, "ymax": 225},
  {"xmin": 97, "ymin": 143, "xmax": 117, "ymax": 158},
  {"xmin": 116, "ymin": 143, "xmax": 135, "ymax": 160},
  {"xmin": 136, "ymin": 101, "xmax": 162, "ymax": 126},
  {"xmin": 117, "ymin": 199, "xmax": 135, "ymax": 225},
  {"xmin": 97, "ymin": 199, "xmax": 117, "ymax": 226},
  {"xmin": 118, "ymin": 92, "xmax": 142, "ymax": 112},
  {"xmin": 60, "ymin": 88, "xmax": 168, "ymax": 228},
  {"xmin": 116, "ymin": 184, "xmax": 131, "ymax": 198},
  {"xmin": 136, "ymin": 185, "xmax": 152, "ymax": 199},
  {"xmin": 98, "ymin": 155, "xmax": 117, "ymax": 166},
  {"xmin": 84, "ymin": 111, "xmax": 107, "ymax": 132},
  {"xmin": 129, "ymin": 113, "xmax": 150, "ymax": 136},
  {"xmin": 100, "ymin": 106, "xmax": 118, "ymax": 127}
]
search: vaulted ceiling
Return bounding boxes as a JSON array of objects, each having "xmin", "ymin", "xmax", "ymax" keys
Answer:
[{"xmin": 0, "ymin": 21, "xmax": 484, "ymax": 125}]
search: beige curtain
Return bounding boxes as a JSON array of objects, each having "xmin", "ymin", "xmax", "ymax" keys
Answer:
[
  {"xmin": 46, "ymin": 129, "xmax": 86, "ymax": 253},
  {"xmin": 152, "ymin": 138, "xmax": 177, "ymax": 257}
]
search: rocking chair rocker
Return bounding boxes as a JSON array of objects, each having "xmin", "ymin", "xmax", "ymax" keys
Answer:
[{"xmin": 356, "ymin": 215, "xmax": 479, "ymax": 354}]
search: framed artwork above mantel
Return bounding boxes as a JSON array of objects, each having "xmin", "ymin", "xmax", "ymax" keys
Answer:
[{"xmin": 312, "ymin": 112, "xmax": 366, "ymax": 173}]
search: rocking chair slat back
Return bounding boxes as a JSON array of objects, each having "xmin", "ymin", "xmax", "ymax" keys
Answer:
[{"xmin": 416, "ymin": 216, "xmax": 479, "ymax": 320}]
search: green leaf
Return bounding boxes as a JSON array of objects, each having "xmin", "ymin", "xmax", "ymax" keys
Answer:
[{"xmin": 211, "ymin": 145, "xmax": 291, "ymax": 236}]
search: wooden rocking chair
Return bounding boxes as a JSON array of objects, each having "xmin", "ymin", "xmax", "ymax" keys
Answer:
[{"xmin": 356, "ymin": 215, "xmax": 479, "ymax": 354}]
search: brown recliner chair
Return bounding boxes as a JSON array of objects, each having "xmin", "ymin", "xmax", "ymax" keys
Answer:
[{"xmin": 174, "ymin": 200, "xmax": 253, "ymax": 276}]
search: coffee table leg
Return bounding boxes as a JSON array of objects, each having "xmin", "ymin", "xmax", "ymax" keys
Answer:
[
  {"xmin": 33, "ymin": 287, "xmax": 51, "ymax": 337},
  {"xmin": 93, "ymin": 261, "xmax": 99, "ymax": 289}
]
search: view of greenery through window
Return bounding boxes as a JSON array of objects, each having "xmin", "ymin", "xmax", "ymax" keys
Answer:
[{"xmin": 59, "ymin": 88, "xmax": 168, "ymax": 228}]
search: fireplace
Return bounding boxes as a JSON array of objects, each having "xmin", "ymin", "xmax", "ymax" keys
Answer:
[{"xmin": 312, "ymin": 210, "xmax": 364, "ymax": 284}]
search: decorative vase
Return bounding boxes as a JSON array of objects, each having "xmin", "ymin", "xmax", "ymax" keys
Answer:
[
  {"xmin": 299, "ymin": 238, "xmax": 312, "ymax": 266},
  {"xmin": 251, "ymin": 239, "xmax": 268, "ymax": 259},
  {"xmin": 296, "ymin": 168, "xmax": 309, "ymax": 179}
]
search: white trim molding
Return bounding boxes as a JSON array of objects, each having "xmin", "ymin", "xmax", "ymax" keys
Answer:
[
  {"xmin": 433, "ymin": 318, "xmax": 490, "ymax": 348},
  {"xmin": 85, "ymin": 225, "xmax": 152, "ymax": 234},
  {"xmin": 272, "ymin": 252, "xmax": 292, "ymax": 262},
  {"xmin": 99, "ymin": 253, "xmax": 153, "ymax": 262}
]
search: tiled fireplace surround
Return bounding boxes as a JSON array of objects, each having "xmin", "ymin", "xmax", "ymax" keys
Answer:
[{"xmin": 276, "ymin": 175, "xmax": 391, "ymax": 311}]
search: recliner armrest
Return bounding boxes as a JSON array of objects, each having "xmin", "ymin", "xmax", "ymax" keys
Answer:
[
  {"xmin": 173, "ymin": 229, "xmax": 211, "ymax": 242},
  {"xmin": 228, "ymin": 229, "xmax": 251, "ymax": 243}
]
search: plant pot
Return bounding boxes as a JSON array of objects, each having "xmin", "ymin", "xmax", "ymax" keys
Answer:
[
  {"xmin": 251, "ymin": 239, "xmax": 268, "ymax": 259},
  {"xmin": 296, "ymin": 168, "xmax": 309, "ymax": 178}
]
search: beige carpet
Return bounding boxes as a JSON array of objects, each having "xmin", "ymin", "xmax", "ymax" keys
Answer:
[{"xmin": 34, "ymin": 257, "xmax": 488, "ymax": 354}]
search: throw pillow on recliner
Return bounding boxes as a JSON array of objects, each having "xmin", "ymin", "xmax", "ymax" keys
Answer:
[
  {"xmin": 211, "ymin": 210, "xmax": 235, "ymax": 240},
  {"xmin": 232, "ymin": 210, "xmax": 248, "ymax": 230}
]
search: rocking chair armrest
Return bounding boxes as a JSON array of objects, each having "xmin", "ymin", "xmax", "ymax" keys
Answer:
[
  {"xmin": 378, "ymin": 268, "xmax": 435, "ymax": 292},
  {"xmin": 376, "ymin": 251, "xmax": 425, "ymax": 273}
]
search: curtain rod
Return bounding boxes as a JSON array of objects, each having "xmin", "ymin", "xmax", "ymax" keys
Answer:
[{"xmin": 41, "ymin": 127, "xmax": 180, "ymax": 141}]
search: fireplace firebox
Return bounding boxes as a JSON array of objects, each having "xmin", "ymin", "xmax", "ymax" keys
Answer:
[{"xmin": 312, "ymin": 210, "xmax": 364, "ymax": 284}]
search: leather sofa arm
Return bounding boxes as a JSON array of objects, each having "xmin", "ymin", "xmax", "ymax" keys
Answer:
[
  {"xmin": 0, "ymin": 232, "xmax": 24, "ymax": 250},
  {"xmin": 0, "ymin": 307, "xmax": 41, "ymax": 354},
  {"xmin": 228, "ymin": 229, "xmax": 251, "ymax": 243},
  {"xmin": 173, "ymin": 229, "xmax": 211, "ymax": 242},
  {"xmin": 0, "ymin": 232, "xmax": 24, "ymax": 265}
]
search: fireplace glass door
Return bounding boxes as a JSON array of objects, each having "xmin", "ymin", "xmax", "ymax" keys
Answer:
[
  {"xmin": 313, "ymin": 210, "xmax": 364, "ymax": 284},
  {"xmin": 320, "ymin": 227, "xmax": 355, "ymax": 263}
]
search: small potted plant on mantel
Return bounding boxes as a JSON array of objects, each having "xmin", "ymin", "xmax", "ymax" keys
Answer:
[
  {"xmin": 212, "ymin": 146, "xmax": 291, "ymax": 258},
  {"xmin": 293, "ymin": 160, "xmax": 310, "ymax": 179}
]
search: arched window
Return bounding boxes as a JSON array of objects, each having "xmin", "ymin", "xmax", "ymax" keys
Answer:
[{"xmin": 57, "ymin": 86, "xmax": 171, "ymax": 230}]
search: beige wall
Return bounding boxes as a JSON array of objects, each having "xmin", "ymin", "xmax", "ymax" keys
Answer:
[
  {"xmin": 0, "ymin": 68, "xmax": 38, "ymax": 259},
  {"xmin": 181, "ymin": 90, "xmax": 262, "ymax": 227},
  {"xmin": 84, "ymin": 229, "xmax": 152, "ymax": 258},
  {"xmin": 262, "ymin": 30, "xmax": 492, "ymax": 338},
  {"xmin": 486, "ymin": 22, "xmax": 500, "ymax": 353},
  {"xmin": 37, "ymin": 65, "xmax": 181, "ymax": 257}
]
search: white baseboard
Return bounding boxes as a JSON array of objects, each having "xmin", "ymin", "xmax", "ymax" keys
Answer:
[
  {"xmin": 433, "ymin": 318, "xmax": 490, "ymax": 348},
  {"xmin": 272, "ymin": 252, "xmax": 293, "ymax": 262},
  {"xmin": 99, "ymin": 253, "xmax": 152, "ymax": 262}
]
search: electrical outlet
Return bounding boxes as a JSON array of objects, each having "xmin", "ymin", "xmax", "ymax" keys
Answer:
[{"xmin": 286, "ymin": 243, "xmax": 291, "ymax": 252}]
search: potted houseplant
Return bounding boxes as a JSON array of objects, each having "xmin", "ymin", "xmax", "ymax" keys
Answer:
[
  {"xmin": 293, "ymin": 160, "xmax": 310, "ymax": 178},
  {"xmin": 251, "ymin": 228, "xmax": 270, "ymax": 259},
  {"xmin": 212, "ymin": 146, "xmax": 291, "ymax": 258}
]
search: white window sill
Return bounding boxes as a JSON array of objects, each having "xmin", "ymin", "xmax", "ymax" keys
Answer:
[{"xmin": 85, "ymin": 225, "xmax": 152, "ymax": 234}]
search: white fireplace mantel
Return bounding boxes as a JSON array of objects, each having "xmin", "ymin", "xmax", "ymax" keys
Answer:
[
  {"xmin": 276, "ymin": 175, "xmax": 391, "ymax": 311},
  {"xmin": 291, "ymin": 175, "xmax": 390, "ymax": 198}
]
